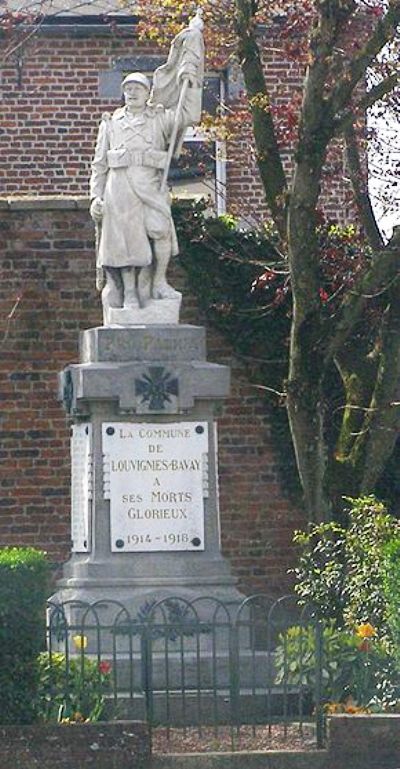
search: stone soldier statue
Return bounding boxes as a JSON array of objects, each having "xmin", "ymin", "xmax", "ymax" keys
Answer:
[{"xmin": 90, "ymin": 10, "xmax": 204, "ymax": 323}]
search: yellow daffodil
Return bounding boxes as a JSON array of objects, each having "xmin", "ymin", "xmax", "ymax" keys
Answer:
[
  {"xmin": 72, "ymin": 711, "xmax": 85, "ymax": 722},
  {"xmin": 72, "ymin": 634, "xmax": 88, "ymax": 650},
  {"xmin": 356, "ymin": 623, "xmax": 376, "ymax": 639}
]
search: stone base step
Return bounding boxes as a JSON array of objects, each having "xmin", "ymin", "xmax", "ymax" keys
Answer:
[
  {"xmin": 104, "ymin": 687, "xmax": 310, "ymax": 726},
  {"xmin": 102, "ymin": 650, "xmax": 279, "ymax": 691}
]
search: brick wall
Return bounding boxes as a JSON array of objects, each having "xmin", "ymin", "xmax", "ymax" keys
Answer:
[
  {"xmin": 0, "ymin": 32, "xmax": 139, "ymax": 196},
  {"xmin": 0, "ymin": 721, "xmax": 150, "ymax": 769},
  {"xmin": 0, "ymin": 24, "xmax": 352, "ymax": 224},
  {"xmin": 0, "ymin": 198, "xmax": 305, "ymax": 594}
]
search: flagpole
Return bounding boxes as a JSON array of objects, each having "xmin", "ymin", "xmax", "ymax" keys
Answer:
[{"xmin": 160, "ymin": 77, "xmax": 190, "ymax": 193}]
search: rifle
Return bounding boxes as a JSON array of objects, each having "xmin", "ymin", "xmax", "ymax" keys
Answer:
[{"xmin": 95, "ymin": 219, "xmax": 105, "ymax": 292}]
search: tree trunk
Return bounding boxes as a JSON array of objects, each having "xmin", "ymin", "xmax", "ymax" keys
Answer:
[
  {"xmin": 352, "ymin": 283, "xmax": 400, "ymax": 491},
  {"xmin": 286, "ymin": 370, "xmax": 330, "ymax": 522}
]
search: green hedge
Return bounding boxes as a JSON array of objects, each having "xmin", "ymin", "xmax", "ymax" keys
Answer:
[
  {"xmin": 383, "ymin": 538, "xmax": 400, "ymax": 662},
  {"xmin": 0, "ymin": 548, "xmax": 49, "ymax": 724},
  {"xmin": 292, "ymin": 496, "xmax": 400, "ymax": 633}
]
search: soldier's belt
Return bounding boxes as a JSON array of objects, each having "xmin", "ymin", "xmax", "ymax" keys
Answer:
[{"xmin": 107, "ymin": 148, "xmax": 167, "ymax": 169}]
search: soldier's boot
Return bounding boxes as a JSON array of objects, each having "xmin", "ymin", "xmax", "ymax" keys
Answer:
[
  {"xmin": 121, "ymin": 266, "xmax": 139, "ymax": 307},
  {"xmin": 152, "ymin": 238, "xmax": 180, "ymax": 299},
  {"xmin": 137, "ymin": 265, "xmax": 152, "ymax": 306},
  {"xmin": 103, "ymin": 267, "xmax": 123, "ymax": 309}
]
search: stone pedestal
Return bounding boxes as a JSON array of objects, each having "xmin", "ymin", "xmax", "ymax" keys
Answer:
[{"xmin": 54, "ymin": 325, "xmax": 243, "ymax": 625}]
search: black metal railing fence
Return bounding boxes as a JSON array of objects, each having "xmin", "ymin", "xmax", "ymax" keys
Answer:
[{"xmin": 45, "ymin": 594, "xmax": 325, "ymax": 749}]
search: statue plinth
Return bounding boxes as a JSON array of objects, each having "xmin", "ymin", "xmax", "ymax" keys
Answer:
[
  {"xmin": 53, "ymin": 324, "xmax": 243, "ymax": 631},
  {"xmin": 104, "ymin": 293, "xmax": 182, "ymax": 326}
]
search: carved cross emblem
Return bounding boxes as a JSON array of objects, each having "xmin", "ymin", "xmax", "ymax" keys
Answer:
[{"xmin": 135, "ymin": 367, "xmax": 179, "ymax": 411}]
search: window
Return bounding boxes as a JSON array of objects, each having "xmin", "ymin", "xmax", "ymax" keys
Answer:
[{"xmin": 169, "ymin": 77, "xmax": 226, "ymax": 215}]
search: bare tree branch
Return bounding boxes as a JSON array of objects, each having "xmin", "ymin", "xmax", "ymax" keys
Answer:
[
  {"xmin": 333, "ymin": 73, "xmax": 399, "ymax": 136},
  {"xmin": 361, "ymin": 73, "xmax": 399, "ymax": 110},
  {"xmin": 234, "ymin": 0, "xmax": 287, "ymax": 237},
  {"xmin": 327, "ymin": 0, "xmax": 400, "ymax": 118},
  {"xmin": 324, "ymin": 227, "xmax": 400, "ymax": 366},
  {"xmin": 344, "ymin": 120, "xmax": 384, "ymax": 249}
]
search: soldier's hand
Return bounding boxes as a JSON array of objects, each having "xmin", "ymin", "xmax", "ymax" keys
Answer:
[
  {"xmin": 90, "ymin": 197, "xmax": 104, "ymax": 222},
  {"xmin": 178, "ymin": 70, "xmax": 197, "ymax": 89}
]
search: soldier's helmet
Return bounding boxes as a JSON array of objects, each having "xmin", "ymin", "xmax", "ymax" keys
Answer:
[{"xmin": 121, "ymin": 72, "xmax": 151, "ymax": 91}]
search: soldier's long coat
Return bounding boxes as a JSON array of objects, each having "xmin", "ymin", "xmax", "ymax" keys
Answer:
[{"xmin": 90, "ymin": 90, "xmax": 200, "ymax": 269}]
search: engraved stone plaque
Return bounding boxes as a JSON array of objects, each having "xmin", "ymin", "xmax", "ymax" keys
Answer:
[
  {"xmin": 103, "ymin": 422, "xmax": 208, "ymax": 552},
  {"xmin": 71, "ymin": 424, "xmax": 92, "ymax": 552}
]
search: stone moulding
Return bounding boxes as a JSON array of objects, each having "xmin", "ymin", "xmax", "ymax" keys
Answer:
[
  {"xmin": 0, "ymin": 196, "xmax": 90, "ymax": 211},
  {"xmin": 59, "ymin": 325, "xmax": 230, "ymax": 415}
]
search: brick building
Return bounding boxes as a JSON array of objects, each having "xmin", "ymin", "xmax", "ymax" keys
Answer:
[
  {"xmin": 0, "ymin": 0, "xmax": 351, "ymax": 220},
  {"xmin": 0, "ymin": 1, "xmax": 351, "ymax": 593}
]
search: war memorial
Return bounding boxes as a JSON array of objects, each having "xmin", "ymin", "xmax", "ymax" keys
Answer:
[{"xmin": 53, "ymin": 10, "xmax": 244, "ymax": 625}]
